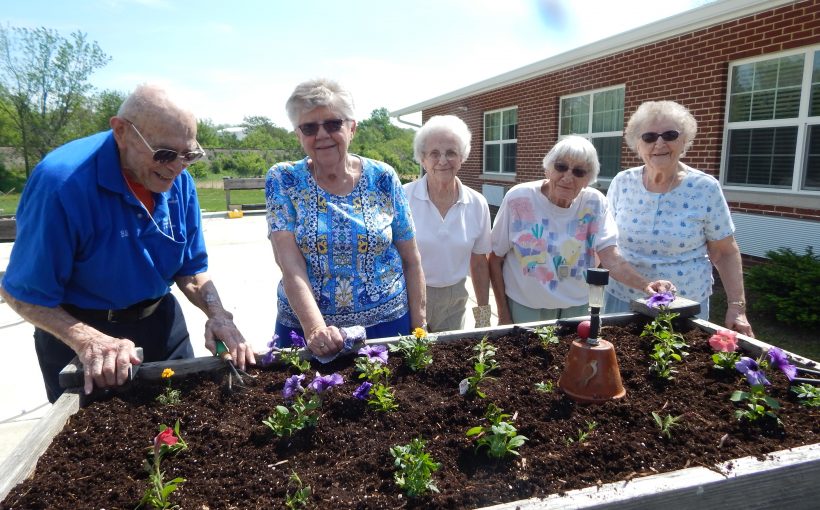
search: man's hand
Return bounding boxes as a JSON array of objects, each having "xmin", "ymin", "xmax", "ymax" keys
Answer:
[
  {"xmin": 78, "ymin": 335, "xmax": 141, "ymax": 395},
  {"xmin": 204, "ymin": 313, "xmax": 255, "ymax": 370}
]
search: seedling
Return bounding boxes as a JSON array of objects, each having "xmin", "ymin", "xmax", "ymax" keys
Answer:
[
  {"xmin": 651, "ymin": 411, "xmax": 683, "ymax": 439},
  {"xmin": 390, "ymin": 438, "xmax": 440, "ymax": 497},
  {"xmin": 466, "ymin": 403, "xmax": 528, "ymax": 458}
]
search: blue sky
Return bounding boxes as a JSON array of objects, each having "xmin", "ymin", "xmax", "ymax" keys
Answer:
[{"xmin": 3, "ymin": 0, "xmax": 711, "ymax": 128}]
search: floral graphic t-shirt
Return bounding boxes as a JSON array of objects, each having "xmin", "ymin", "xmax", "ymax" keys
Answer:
[
  {"xmin": 491, "ymin": 181, "xmax": 617, "ymax": 309},
  {"xmin": 605, "ymin": 165, "xmax": 734, "ymax": 304},
  {"xmin": 265, "ymin": 156, "xmax": 415, "ymax": 328}
]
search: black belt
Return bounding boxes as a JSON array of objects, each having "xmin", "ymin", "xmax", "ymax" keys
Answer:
[{"xmin": 62, "ymin": 295, "xmax": 167, "ymax": 324}]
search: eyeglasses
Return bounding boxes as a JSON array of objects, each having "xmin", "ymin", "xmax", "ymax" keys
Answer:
[
  {"xmin": 125, "ymin": 120, "xmax": 205, "ymax": 164},
  {"xmin": 553, "ymin": 162, "xmax": 589, "ymax": 178},
  {"xmin": 425, "ymin": 150, "xmax": 460, "ymax": 162},
  {"xmin": 640, "ymin": 130, "xmax": 680, "ymax": 144},
  {"xmin": 298, "ymin": 119, "xmax": 348, "ymax": 136}
]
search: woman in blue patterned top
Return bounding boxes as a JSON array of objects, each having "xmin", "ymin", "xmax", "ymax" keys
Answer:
[
  {"xmin": 266, "ymin": 78, "xmax": 426, "ymax": 355},
  {"xmin": 604, "ymin": 101, "xmax": 754, "ymax": 337}
]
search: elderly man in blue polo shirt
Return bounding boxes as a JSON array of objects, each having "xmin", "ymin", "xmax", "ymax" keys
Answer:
[{"xmin": 0, "ymin": 84, "xmax": 255, "ymax": 402}]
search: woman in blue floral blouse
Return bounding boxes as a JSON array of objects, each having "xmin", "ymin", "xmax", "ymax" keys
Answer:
[{"xmin": 266, "ymin": 78, "xmax": 426, "ymax": 355}]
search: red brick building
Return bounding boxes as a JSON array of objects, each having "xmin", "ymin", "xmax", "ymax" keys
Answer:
[{"xmin": 392, "ymin": 0, "xmax": 820, "ymax": 259}]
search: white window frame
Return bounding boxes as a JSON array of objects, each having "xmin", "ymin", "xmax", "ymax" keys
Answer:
[
  {"xmin": 722, "ymin": 45, "xmax": 820, "ymax": 195},
  {"xmin": 558, "ymin": 85, "xmax": 625, "ymax": 181},
  {"xmin": 483, "ymin": 106, "xmax": 518, "ymax": 175}
]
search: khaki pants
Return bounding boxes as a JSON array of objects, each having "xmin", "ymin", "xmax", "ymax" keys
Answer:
[
  {"xmin": 426, "ymin": 278, "xmax": 469, "ymax": 333},
  {"xmin": 507, "ymin": 296, "xmax": 588, "ymax": 324}
]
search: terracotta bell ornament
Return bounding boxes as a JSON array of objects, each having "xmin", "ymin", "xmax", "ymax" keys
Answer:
[{"xmin": 558, "ymin": 268, "xmax": 626, "ymax": 403}]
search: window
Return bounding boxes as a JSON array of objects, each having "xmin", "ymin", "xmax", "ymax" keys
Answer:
[
  {"xmin": 724, "ymin": 47, "xmax": 820, "ymax": 192},
  {"xmin": 559, "ymin": 87, "xmax": 624, "ymax": 179},
  {"xmin": 483, "ymin": 107, "xmax": 517, "ymax": 174}
]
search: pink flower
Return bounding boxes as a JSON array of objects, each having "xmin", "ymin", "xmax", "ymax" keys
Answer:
[
  {"xmin": 153, "ymin": 427, "xmax": 178, "ymax": 455},
  {"xmin": 708, "ymin": 329, "xmax": 738, "ymax": 352}
]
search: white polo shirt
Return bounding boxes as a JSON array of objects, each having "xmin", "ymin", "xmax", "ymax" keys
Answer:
[{"xmin": 404, "ymin": 175, "xmax": 492, "ymax": 288}]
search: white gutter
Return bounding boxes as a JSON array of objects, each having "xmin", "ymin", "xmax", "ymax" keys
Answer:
[{"xmin": 390, "ymin": 0, "xmax": 797, "ymax": 117}]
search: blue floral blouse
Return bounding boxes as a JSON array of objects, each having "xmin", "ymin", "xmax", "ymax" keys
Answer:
[{"xmin": 265, "ymin": 156, "xmax": 415, "ymax": 328}]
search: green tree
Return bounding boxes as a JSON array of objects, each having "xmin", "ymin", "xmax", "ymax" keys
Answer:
[
  {"xmin": 196, "ymin": 118, "xmax": 220, "ymax": 147},
  {"xmin": 351, "ymin": 107, "xmax": 417, "ymax": 181},
  {"xmin": 0, "ymin": 25, "xmax": 110, "ymax": 176}
]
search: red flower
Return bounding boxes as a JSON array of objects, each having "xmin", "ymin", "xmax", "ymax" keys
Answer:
[
  {"xmin": 153, "ymin": 427, "xmax": 178, "ymax": 454},
  {"xmin": 708, "ymin": 329, "xmax": 738, "ymax": 352}
]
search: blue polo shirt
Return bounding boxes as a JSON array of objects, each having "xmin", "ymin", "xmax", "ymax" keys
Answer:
[{"xmin": 2, "ymin": 131, "xmax": 208, "ymax": 309}]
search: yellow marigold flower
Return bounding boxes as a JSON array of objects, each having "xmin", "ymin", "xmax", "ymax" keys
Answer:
[
  {"xmin": 161, "ymin": 368, "xmax": 175, "ymax": 379},
  {"xmin": 413, "ymin": 327, "xmax": 427, "ymax": 339}
]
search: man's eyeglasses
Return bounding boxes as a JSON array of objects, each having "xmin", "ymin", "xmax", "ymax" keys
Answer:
[
  {"xmin": 298, "ymin": 119, "xmax": 348, "ymax": 136},
  {"xmin": 125, "ymin": 120, "xmax": 205, "ymax": 164},
  {"xmin": 640, "ymin": 130, "xmax": 680, "ymax": 144},
  {"xmin": 554, "ymin": 162, "xmax": 589, "ymax": 178},
  {"xmin": 425, "ymin": 150, "xmax": 460, "ymax": 162}
]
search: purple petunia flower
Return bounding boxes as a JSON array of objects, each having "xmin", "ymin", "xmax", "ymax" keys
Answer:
[
  {"xmin": 308, "ymin": 372, "xmax": 344, "ymax": 394},
  {"xmin": 261, "ymin": 350, "xmax": 278, "ymax": 366},
  {"xmin": 358, "ymin": 345, "xmax": 388, "ymax": 364},
  {"xmin": 735, "ymin": 357, "xmax": 770, "ymax": 386},
  {"xmin": 290, "ymin": 331, "xmax": 306, "ymax": 348},
  {"xmin": 646, "ymin": 291, "xmax": 675, "ymax": 308},
  {"xmin": 767, "ymin": 347, "xmax": 797, "ymax": 381},
  {"xmin": 282, "ymin": 374, "xmax": 305, "ymax": 398},
  {"xmin": 353, "ymin": 381, "xmax": 373, "ymax": 400},
  {"xmin": 267, "ymin": 334, "xmax": 280, "ymax": 349}
]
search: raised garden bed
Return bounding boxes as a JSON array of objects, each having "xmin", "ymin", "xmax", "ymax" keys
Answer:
[{"xmin": 1, "ymin": 312, "xmax": 819, "ymax": 509}]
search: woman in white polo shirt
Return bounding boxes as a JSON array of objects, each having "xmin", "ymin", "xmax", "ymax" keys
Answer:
[{"xmin": 404, "ymin": 116, "xmax": 492, "ymax": 332}]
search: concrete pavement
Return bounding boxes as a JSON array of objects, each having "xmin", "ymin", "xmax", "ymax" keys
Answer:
[{"xmin": 0, "ymin": 212, "xmax": 496, "ymax": 468}]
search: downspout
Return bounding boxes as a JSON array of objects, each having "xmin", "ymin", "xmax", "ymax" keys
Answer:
[
  {"xmin": 395, "ymin": 114, "xmax": 421, "ymax": 128},
  {"xmin": 392, "ymin": 113, "xmax": 423, "ymax": 177}
]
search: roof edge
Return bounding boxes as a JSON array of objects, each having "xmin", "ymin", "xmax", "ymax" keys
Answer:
[{"xmin": 390, "ymin": 0, "xmax": 796, "ymax": 117}]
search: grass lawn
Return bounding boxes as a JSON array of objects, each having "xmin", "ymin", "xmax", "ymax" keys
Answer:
[
  {"xmin": 0, "ymin": 192, "xmax": 20, "ymax": 216},
  {"xmin": 196, "ymin": 187, "xmax": 265, "ymax": 212}
]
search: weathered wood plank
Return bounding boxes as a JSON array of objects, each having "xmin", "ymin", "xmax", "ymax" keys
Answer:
[
  {"xmin": 485, "ymin": 444, "xmax": 820, "ymax": 509},
  {"xmin": 222, "ymin": 177, "xmax": 265, "ymax": 190},
  {"xmin": 222, "ymin": 177, "xmax": 266, "ymax": 210},
  {"xmin": 0, "ymin": 218, "xmax": 16, "ymax": 242},
  {"xmin": 58, "ymin": 349, "xmax": 226, "ymax": 389},
  {"xmin": 0, "ymin": 390, "xmax": 80, "ymax": 501}
]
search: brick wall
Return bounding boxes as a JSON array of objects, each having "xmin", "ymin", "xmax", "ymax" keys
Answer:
[{"xmin": 423, "ymin": 0, "xmax": 820, "ymax": 221}]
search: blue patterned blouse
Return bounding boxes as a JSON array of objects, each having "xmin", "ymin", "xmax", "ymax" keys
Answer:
[
  {"xmin": 605, "ymin": 164, "xmax": 734, "ymax": 303},
  {"xmin": 265, "ymin": 156, "xmax": 415, "ymax": 328}
]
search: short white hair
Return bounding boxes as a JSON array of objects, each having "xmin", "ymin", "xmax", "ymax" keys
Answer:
[
  {"xmin": 625, "ymin": 100, "xmax": 697, "ymax": 155},
  {"xmin": 285, "ymin": 78, "xmax": 356, "ymax": 128},
  {"xmin": 413, "ymin": 115, "xmax": 471, "ymax": 163},
  {"xmin": 542, "ymin": 135, "xmax": 601, "ymax": 184}
]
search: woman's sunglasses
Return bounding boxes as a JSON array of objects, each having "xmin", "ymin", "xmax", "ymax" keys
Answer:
[
  {"xmin": 554, "ymin": 162, "xmax": 589, "ymax": 178},
  {"xmin": 126, "ymin": 120, "xmax": 205, "ymax": 164},
  {"xmin": 640, "ymin": 130, "xmax": 680, "ymax": 143},
  {"xmin": 298, "ymin": 119, "xmax": 348, "ymax": 136}
]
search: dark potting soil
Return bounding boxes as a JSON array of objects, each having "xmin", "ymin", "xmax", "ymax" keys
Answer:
[{"xmin": 2, "ymin": 322, "xmax": 819, "ymax": 509}]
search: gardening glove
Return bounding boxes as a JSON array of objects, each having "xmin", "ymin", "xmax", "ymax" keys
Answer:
[
  {"xmin": 472, "ymin": 305, "xmax": 492, "ymax": 328},
  {"xmin": 313, "ymin": 325, "xmax": 366, "ymax": 364}
]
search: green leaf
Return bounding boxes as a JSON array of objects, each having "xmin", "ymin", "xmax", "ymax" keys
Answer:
[{"xmin": 465, "ymin": 426, "xmax": 484, "ymax": 437}]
